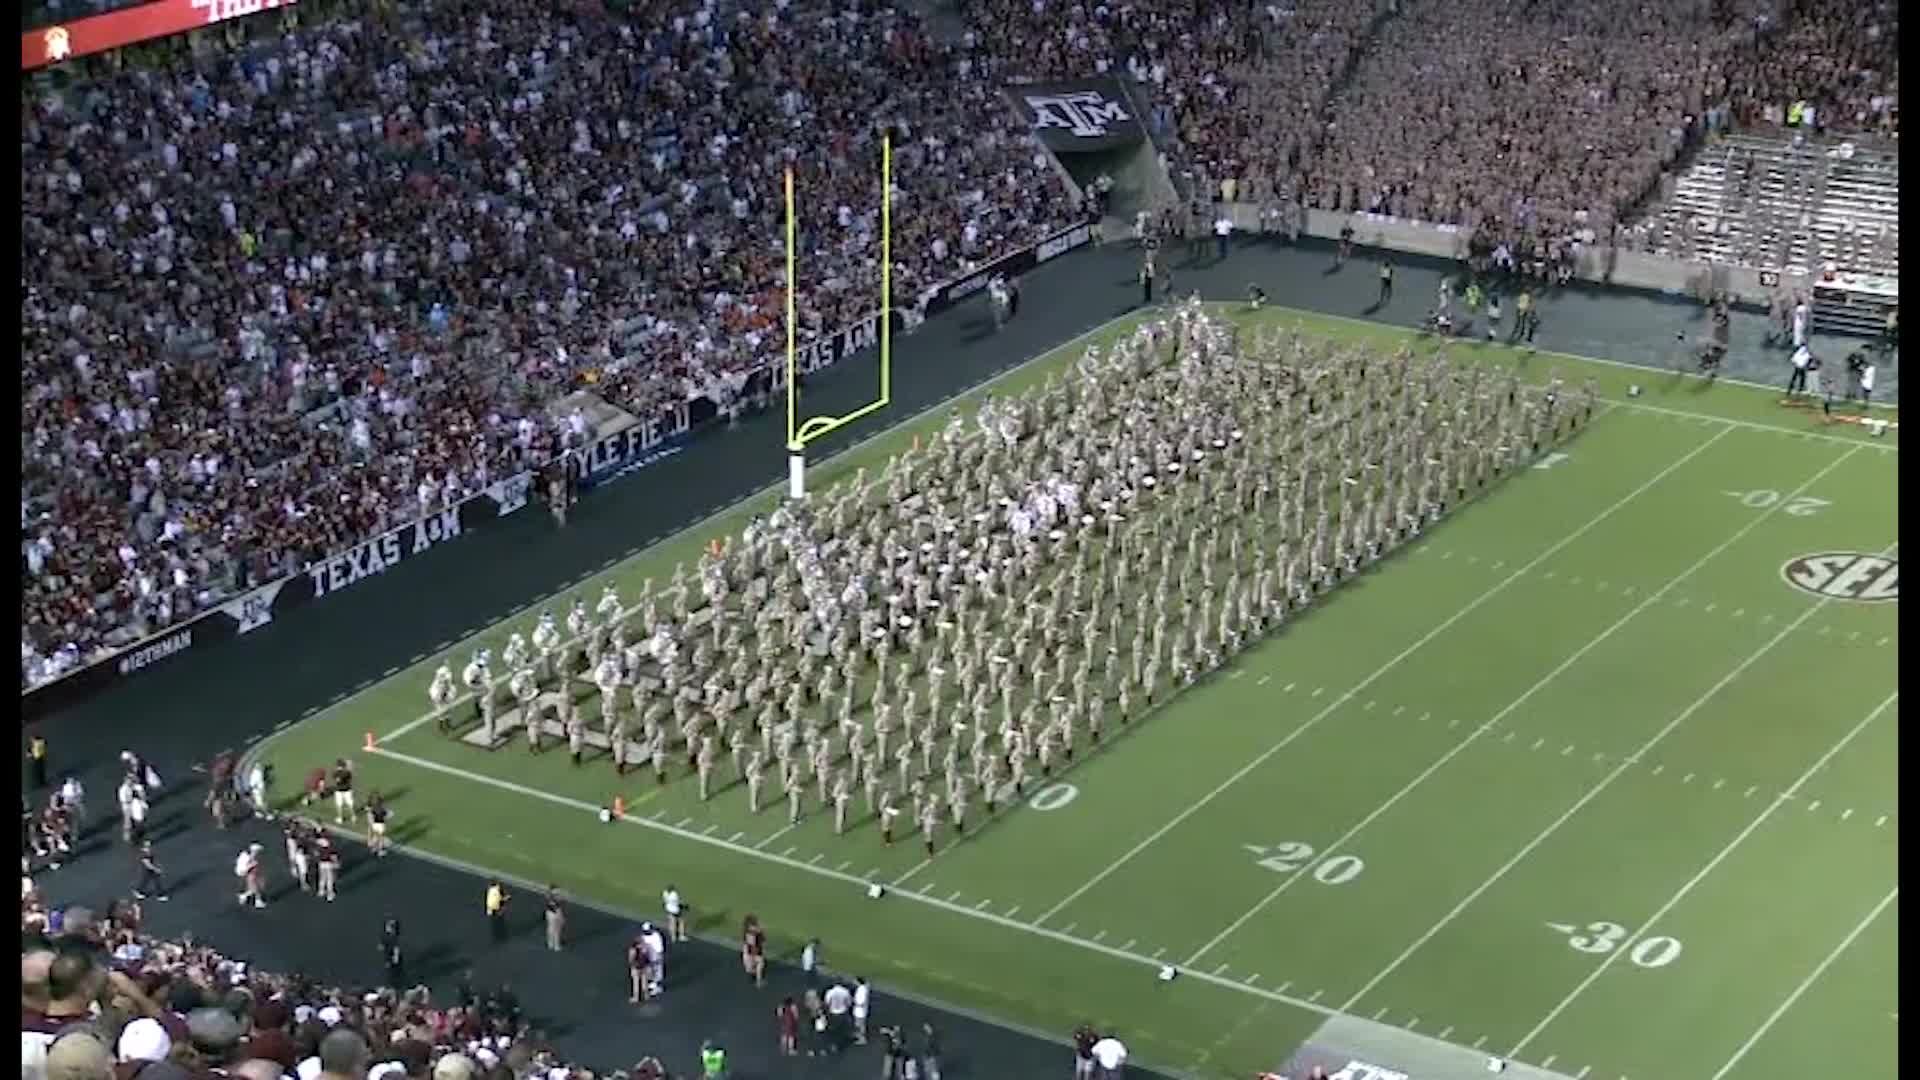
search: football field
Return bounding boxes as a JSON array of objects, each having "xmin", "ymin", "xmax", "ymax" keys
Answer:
[{"xmin": 252, "ymin": 303, "xmax": 1898, "ymax": 1080}]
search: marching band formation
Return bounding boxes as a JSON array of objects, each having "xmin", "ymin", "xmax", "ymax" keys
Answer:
[{"xmin": 426, "ymin": 301, "xmax": 1596, "ymax": 855}]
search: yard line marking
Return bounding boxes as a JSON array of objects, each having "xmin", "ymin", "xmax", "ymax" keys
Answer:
[
  {"xmin": 755, "ymin": 823, "xmax": 798, "ymax": 850},
  {"xmin": 1188, "ymin": 429, "xmax": 1803, "ymax": 969},
  {"xmin": 1346, "ymin": 524, "xmax": 1883, "ymax": 1014},
  {"xmin": 1511, "ymin": 689, "xmax": 1898, "ymax": 1057},
  {"xmin": 892, "ymin": 858, "xmax": 933, "ymax": 887},
  {"xmin": 1711, "ymin": 888, "xmax": 1899, "ymax": 1079},
  {"xmin": 1034, "ymin": 429, "xmax": 1734, "ymax": 929}
]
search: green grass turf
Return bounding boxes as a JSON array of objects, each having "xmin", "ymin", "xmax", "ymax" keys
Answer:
[{"xmin": 253, "ymin": 303, "xmax": 1899, "ymax": 1079}]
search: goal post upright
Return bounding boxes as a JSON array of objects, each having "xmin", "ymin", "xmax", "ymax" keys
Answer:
[{"xmin": 784, "ymin": 133, "xmax": 893, "ymax": 502}]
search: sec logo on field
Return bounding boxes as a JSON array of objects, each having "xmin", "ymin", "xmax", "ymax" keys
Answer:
[{"xmin": 1780, "ymin": 553, "xmax": 1899, "ymax": 602}]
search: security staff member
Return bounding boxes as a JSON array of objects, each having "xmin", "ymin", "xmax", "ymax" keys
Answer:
[
  {"xmin": 26, "ymin": 728, "xmax": 49, "ymax": 790},
  {"xmin": 700, "ymin": 1041, "xmax": 726, "ymax": 1079},
  {"xmin": 485, "ymin": 880, "xmax": 509, "ymax": 943},
  {"xmin": 380, "ymin": 917, "xmax": 404, "ymax": 986}
]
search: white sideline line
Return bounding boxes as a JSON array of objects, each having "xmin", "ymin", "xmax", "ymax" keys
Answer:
[
  {"xmin": 1713, "ymin": 896, "xmax": 1897, "ymax": 1079},
  {"xmin": 249, "ymin": 311, "xmax": 1143, "ymax": 761},
  {"xmin": 361, "ymin": 742, "xmax": 1504, "ymax": 1060},
  {"xmin": 1188, "ymin": 443, "xmax": 1853, "ymax": 971},
  {"xmin": 1516, "ymin": 689, "xmax": 1899, "ymax": 1057},
  {"xmin": 1345, "ymin": 533, "xmax": 1888, "ymax": 1018},
  {"xmin": 1033, "ymin": 424, "xmax": 1737, "ymax": 928}
]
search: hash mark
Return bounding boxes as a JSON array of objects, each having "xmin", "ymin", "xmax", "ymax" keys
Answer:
[
  {"xmin": 1005, "ymin": 906, "xmax": 1021, "ymax": 918},
  {"xmin": 781, "ymin": 846, "xmax": 797, "ymax": 857},
  {"xmin": 1849, "ymin": 631, "xmax": 1861, "ymax": 642},
  {"xmin": 1466, "ymin": 555, "xmax": 1479, "ymax": 565},
  {"xmin": 1744, "ymin": 786, "xmax": 1758, "ymax": 798},
  {"xmin": 1569, "ymin": 576, "xmax": 1582, "ymax": 585},
  {"xmin": 1406, "ymin": 1017, "xmax": 1419, "ymax": 1030},
  {"xmin": 1257, "ymin": 674, "xmax": 1272, "ymax": 685},
  {"xmin": 1544, "ymin": 570, "xmax": 1558, "ymax": 580},
  {"xmin": 1809, "ymin": 800, "xmax": 1822, "ymax": 812},
  {"xmin": 1876, "ymin": 816, "xmax": 1888, "ymax": 827},
  {"xmin": 1364, "ymin": 700, "xmax": 1377, "ymax": 711},
  {"xmin": 1541, "ymin": 1056, "xmax": 1558, "ymax": 1070},
  {"xmin": 1092, "ymin": 929, "xmax": 1106, "ymax": 942},
  {"xmin": 1284, "ymin": 683, "xmax": 1297, "ymax": 692},
  {"xmin": 1418, "ymin": 712, "xmax": 1433, "ymax": 723},
  {"xmin": 1308, "ymin": 989, "xmax": 1323, "ymax": 1002},
  {"xmin": 1119, "ymin": 938, "xmax": 1135, "ymax": 950},
  {"xmin": 1473, "ymin": 1036, "xmax": 1487, "ymax": 1050},
  {"xmin": 1531, "ymin": 737, "xmax": 1547, "ymax": 751},
  {"xmin": 1214, "ymin": 963, "xmax": 1231, "ymax": 976},
  {"xmin": 1062, "ymin": 922, "xmax": 1077, "ymax": 935},
  {"xmin": 1372, "ymin": 1007, "xmax": 1389, "ymax": 1020},
  {"xmin": 1561, "ymin": 744, "xmax": 1575, "ymax": 756},
  {"xmin": 1503, "ymin": 731, "xmax": 1517, "ymax": 743},
  {"xmin": 948, "ymin": 890, "xmax": 963, "ymax": 903},
  {"xmin": 1393, "ymin": 705, "xmax": 1406, "ymax": 716},
  {"xmin": 1878, "ymin": 637, "xmax": 1890, "ymax": 646},
  {"xmin": 1712, "ymin": 778, "xmax": 1725, "ymax": 790},
  {"xmin": 675, "ymin": 817, "xmax": 694, "ymax": 829},
  {"xmin": 1705, "ymin": 603, "xmax": 1717, "ymax": 613},
  {"xmin": 1591, "ymin": 752, "xmax": 1606, "ymax": 764},
  {"xmin": 1492, "ymin": 561, "xmax": 1505, "ymax": 570},
  {"xmin": 1277, "ymin": 981, "xmax": 1293, "ymax": 994},
  {"xmin": 1675, "ymin": 597, "xmax": 1691, "ymax": 608},
  {"xmin": 1311, "ymin": 687, "xmax": 1325, "ymax": 698},
  {"xmin": 1447, "ymin": 716, "xmax": 1460, "ymax": 729},
  {"xmin": 1842, "ymin": 808, "xmax": 1854, "ymax": 820},
  {"xmin": 838, "ymin": 860, "xmax": 854, "ymax": 871},
  {"xmin": 1682, "ymin": 772, "xmax": 1695, "ymax": 784},
  {"xmin": 1652, "ymin": 764, "xmax": 1665, "ymax": 776},
  {"xmin": 1442, "ymin": 551, "xmax": 1455, "ymax": 560},
  {"xmin": 1151, "ymin": 947, "xmax": 1166, "ymax": 959},
  {"xmin": 1576, "ymin": 1069, "xmax": 1591, "ymax": 1080},
  {"xmin": 1437, "ymin": 1025, "xmax": 1453, "ymax": 1040}
]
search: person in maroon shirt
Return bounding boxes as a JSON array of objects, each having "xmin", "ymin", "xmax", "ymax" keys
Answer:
[
  {"xmin": 1071, "ymin": 1024, "xmax": 1097, "ymax": 1079},
  {"xmin": 776, "ymin": 997, "xmax": 800, "ymax": 1056},
  {"xmin": 626, "ymin": 937, "xmax": 648, "ymax": 1004}
]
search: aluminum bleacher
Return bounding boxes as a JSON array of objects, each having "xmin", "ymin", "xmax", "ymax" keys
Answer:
[{"xmin": 1632, "ymin": 131, "xmax": 1899, "ymax": 279}]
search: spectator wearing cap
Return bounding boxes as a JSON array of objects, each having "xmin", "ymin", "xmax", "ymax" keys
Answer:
[
  {"xmin": 241, "ymin": 1004, "xmax": 299, "ymax": 1072},
  {"xmin": 115, "ymin": 1018, "xmax": 172, "ymax": 1071},
  {"xmin": 428, "ymin": 1055, "xmax": 473, "ymax": 1080},
  {"xmin": 186, "ymin": 1007, "xmax": 247, "ymax": 1071}
]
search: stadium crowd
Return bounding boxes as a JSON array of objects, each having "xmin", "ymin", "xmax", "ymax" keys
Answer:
[
  {"xmin": 16, "ymin": 0, "xmax": 1899, "ymax": 690},
  {"xmin": 20, "ymin": 0, "xmax": 1072, "ymax": 689},
  {"xmin": 22, "ymin": 896, "xmax": 683, "ymax": 1080}
]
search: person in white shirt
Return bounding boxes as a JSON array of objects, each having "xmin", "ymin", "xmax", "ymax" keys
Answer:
[
  {"xmin": 1213, "ymin": 215, "xmax": 1231, "ymax": 261},
  {"xmin": 661, "ymin": 885, "xmax": 687, "ymax": 942},
  {"xmin": 850, "ymin": 977, "xmax": 871, "ymax": 1045},
  {"xmin": 822, "ymin": 981, "xmax": 853, "ymax": 1051},
  {"xmin": 1791, "ymin": 298, "xmax": 1810, "ymax": 349},
  {"xmin": 1786, "ymin": 344, "xmax": 1813, "ymax": 398},
  {"xmin": 639, "ymin": 921, "xmax": 668, "ymax": 997},
  {"xmin": 246, "ymin": 763, "xmax": 271, "ymax": 821},
  {"xmin": 1091, "ymin": 1035, "xmax": 1128, "ymax": 1078},
  {"xmin": 800, "ymin": 938, "xmax": 820, "ymax": 986}
]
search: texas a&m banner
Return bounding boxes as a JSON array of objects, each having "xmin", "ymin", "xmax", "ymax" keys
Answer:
[
  {"xmin": 1007, "ymin": 78, "xmax": 1147, "ymax": 153},
  {"xmin": 23, "ymin": 0, "xmax": 298, "ymax": 71}
]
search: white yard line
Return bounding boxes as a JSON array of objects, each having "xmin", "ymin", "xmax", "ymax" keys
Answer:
[
  {"xmin": 1029, "ymin": 422, "xmax": 1739, "ymax": 928},
  {"xmin": 1187, "ymin": 443, "xmax": 1861, "ymax": 969},
  {"xmin": 1710, "ymin": 885, "xmax": 1900, "ymax": 1080},
  {"xmin": 371, "ymin": 744, "xmax": 1334, "ymax": 1018},
  {"xmin": 1509, "ymin": 688, "xmax": 1899, "ymax": 1057},
  {"xmin": 1345, "ymin": 534, "xmax": 1890, "ymax": 1016}
]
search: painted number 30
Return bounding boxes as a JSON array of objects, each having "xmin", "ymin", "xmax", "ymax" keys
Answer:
[
  {"xmin": 1567, "ymin": 922, "xmax": 1684, "ymax": 968},
  {"xmin": 1255, "ymin": 841, "xmax": 1366, "ymax": 885}
]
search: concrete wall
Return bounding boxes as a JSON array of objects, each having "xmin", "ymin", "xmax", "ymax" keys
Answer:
[{"xmin": 1221, "ymin": 204, "xmax": 1814, "ymax": 309}]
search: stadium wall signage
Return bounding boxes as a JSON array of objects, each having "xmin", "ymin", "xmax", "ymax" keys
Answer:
[
  {"xmin": 1008, "ymin": 79, "xmax": 1147, "ymax": 152},
  {"xmin": 22, "ymin": 0, "xmax": 298, "ymax": 71},
  {"xmin": 22, "ymin": 472, "xmax": 531, "ymax": 721},
  {"xmin": 20, "ymin": 222, "xmax": 1095, "ymax": 720}
]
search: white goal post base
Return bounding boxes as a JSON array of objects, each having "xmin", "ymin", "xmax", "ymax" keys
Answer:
[{"xmin": 788, "ymin": 447, "xmax": 807, "ymax": 501}]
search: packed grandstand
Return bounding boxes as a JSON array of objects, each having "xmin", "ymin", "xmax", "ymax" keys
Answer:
[{"xmin": 17, "ymin": 0, "xmax": 1898, "ymax": 689}]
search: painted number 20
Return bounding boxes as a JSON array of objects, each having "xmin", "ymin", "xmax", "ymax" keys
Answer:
[
  {"xmin": 1735, "ymin": 490, "xmax": 1831, "ymax": 516},
  {"xmin": 1567, "ymin": 922, "xmax": 1684, "ymax": 968},
  {"xmin": 1256, "ymin": 841, "xmax": 1366, "ymax": 885}
]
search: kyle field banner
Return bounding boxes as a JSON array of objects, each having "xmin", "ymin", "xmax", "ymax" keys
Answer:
[
  {"xmin": 21, "ymin": 472, "xmax": 531, "ymax": 722},
  {"xmin": 1008, "ymin": 78, "xmax": 1146, "ymax": 153},
  {"xmin": 23, "ymin": 219, "xmax": 1098, "ymax": 720},
  {"xmin": 23, "ymin": 0, "xmax": 297, "ymax": 71}
]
